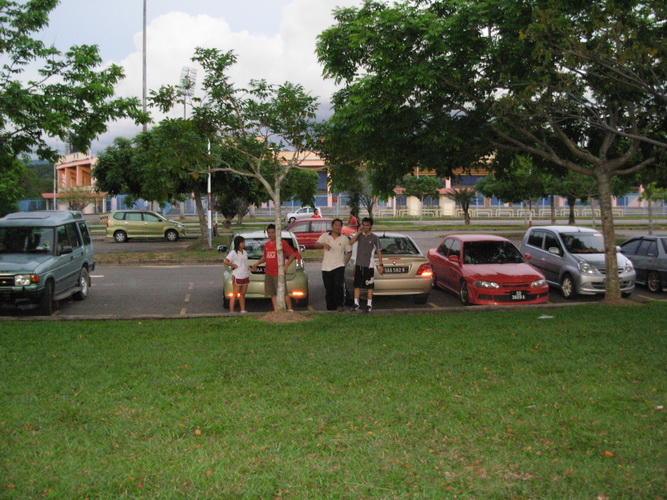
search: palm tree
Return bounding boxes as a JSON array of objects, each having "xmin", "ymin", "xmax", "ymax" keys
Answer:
[{"xmin": 444, "ymin": 187, "xmax": 477, "ymax": 225}]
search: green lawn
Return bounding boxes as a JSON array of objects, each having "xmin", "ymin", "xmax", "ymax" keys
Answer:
[{"xmin": 2, "ymin": 303, "xmax": 666, "ymax": 497}]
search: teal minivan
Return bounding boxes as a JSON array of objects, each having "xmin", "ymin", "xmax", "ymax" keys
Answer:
[{"xmin": 0, "ymin": 211, "xmax": 95, "ymax": 315}]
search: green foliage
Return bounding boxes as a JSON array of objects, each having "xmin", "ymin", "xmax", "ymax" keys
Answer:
[
  {"xmin": 401, "ymin": 175, "xmax": 441, "ymax": 202},
  {"xmin": 0, "ymin": 0, "xmax": 148, "ymax": 166},
  {"xmin": 0, "ymin": 159, "xmax": 24, "ymax": 216}
]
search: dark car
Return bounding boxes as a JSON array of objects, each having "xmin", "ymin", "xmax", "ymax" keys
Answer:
[
  {"xmin": 428, "ymin": 234, "xmax": 548, "ymax": 305},
  {"xmin": 620, "ymin": 235, "xmax": 667, "ymax": 293}
]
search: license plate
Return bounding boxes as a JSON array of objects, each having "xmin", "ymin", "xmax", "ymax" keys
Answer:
[
  {"xmin": 383, "ymin": 266, "xmax": 409, "ymax": 274},
  {"xmin": 511, "ymin": 290, "xmax": 527, "ymax": 301}
]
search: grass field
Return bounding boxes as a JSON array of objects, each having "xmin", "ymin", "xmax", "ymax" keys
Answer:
[{"xmin": 1, "ymin": 303, "xmax": 666, "ymax": 497}]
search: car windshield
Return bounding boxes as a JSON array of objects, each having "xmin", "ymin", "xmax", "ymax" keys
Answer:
[
  {"xmin": 661, "ymin": 237, "xmax": 667, "ymax": 254},
  {"xmin": 0, "ymin": 227, "xmax": 55, "ymax": 254},
  {"xmin": 463, "ymin": 240, "xmax": 525, "ymax": 264},
  {"xmin": 242, "ymin": 237, "xmax": 297, "ymax": 260},
  {"xmin": 561, "ymin": 232, "xmax": 605, "ymax": 254},
  {"xmin": 379, "ymin": 236, "xmax": 420, "ymax": 255}
]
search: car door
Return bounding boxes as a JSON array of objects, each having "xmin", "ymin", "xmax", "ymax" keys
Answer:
[
  {"xmin": 540, "ymin": 231, "xmax": 564, "ymax": 284},
  {"xmin": 442, "ymin": 238, "xmax": 462, "ymax": 292},
  {"xmin": 430, "ymin": 238, "xmax": 452, "ymax": 290},
  {"xmin": 309, "ymin": 220, "xmax": 330, "ymax": 248},
  {"xmin": 289, "ymin": 220, "xmax": 312, "ymax": 248},
  {"xmin": 123, "ymin": 212, "xmax": 144, "ymax": 237},
  {"xmin": 54, "ymin": 223, "xmax": 83, "ymax": 293},
  {"xmin": 142, "ymin": 212, "xmax": 163, "ymax": 238},
  {"xmin": 633, "ymin": 239, "xmax": 657, "ymax": 283}
]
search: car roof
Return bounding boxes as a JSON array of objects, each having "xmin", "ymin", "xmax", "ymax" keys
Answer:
[
  {"xmin": 445, "ymin": 234, "xmax": 511, "ymax": 242},
  {"xmin": 529, "ymin": 226, "xmax": 599, "ymax": 234},
  {"xmin": 373, "ymin": 231, "xmax": 417, "ymax": 239},
  {"xmin": 0, "ymin": 210, "xmax": 85, "ymax": 226},
  {"xmin": 234, "ymin": 230, "xmax": 297, "ymax": 239}
]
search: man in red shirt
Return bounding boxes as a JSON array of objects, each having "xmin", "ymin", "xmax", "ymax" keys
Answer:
[{"xmin": 251, "ymin": 224, "xmax": 297, "ymax": 312}]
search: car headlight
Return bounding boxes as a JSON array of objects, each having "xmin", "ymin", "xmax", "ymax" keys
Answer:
[
  {"xmin": 624, "ymin": 260, "xmax": 634, "ymax": 273},
  {"xmin": 472, "ymin": 280, "xmax": 500, "ymax": 289},
  {"xmin": 531, "ymin": 279, "xmax": 546, "ymax": 288},
  {"xmin": 578, "ymin": 261, "xmax": 597, "ymax": 274},
  {"xmin": 15, "ymin": 274, "xmax": 37, "ymax": 286}
]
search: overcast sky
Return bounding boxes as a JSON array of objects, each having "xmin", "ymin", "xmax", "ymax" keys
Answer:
[{"xmin": 37, "ymin": 0, "xmax": 364, "ymax": 155}]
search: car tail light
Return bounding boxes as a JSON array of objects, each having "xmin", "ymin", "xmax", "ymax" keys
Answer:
[
  {"xmin": 291, "ymin": 290, "xmax": 305, "ymax": 298},
  {"xmin": 416, "ymin": 263, "xmax": 432, "ymax": 277}
]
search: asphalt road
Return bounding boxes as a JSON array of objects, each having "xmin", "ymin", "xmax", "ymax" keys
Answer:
[{"xmin": 1, "ymin": 229, "xmax": 662, "ymax": 318}]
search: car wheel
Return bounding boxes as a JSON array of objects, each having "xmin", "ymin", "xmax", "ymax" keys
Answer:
[
  {"xmin": 459, "ymin": 280, "xmax": 470, "ymax": 306},
  {"xmin": 560, "ymin": 274, "xmax": 577, "ymax": 299},
  {"xmin": 114, "ymin": 230, "xmax": 128, "ymax": 243},
  {"xmin": 288, "ymin": 217, "xmax": 296, "ymax": 224},
  {"xmin": 223, "ymin": 295, "xmax": 230, "ymax": 309},
  {"xmin": 413, "ymin": 294, "xmax": 429, "ymax": 305},
  {"xmin": 647, "ymin": 271, "xmax": 662, "ymax": 293},
  {"xmin": 165, "ymin": 229, "xmax": 179, "ymax": 242},
  {"xmin": 73, "ymin": 268, "xmax": 90, "ymax": 301},
  {"xmin": 38, "ymin": 280, "xmax": 54, "ymax": 316}
]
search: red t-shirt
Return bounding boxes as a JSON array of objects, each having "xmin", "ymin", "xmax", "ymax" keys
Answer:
[{"xmin": 262, "ymin": 239, "xmax": 297, "ymax": 276}]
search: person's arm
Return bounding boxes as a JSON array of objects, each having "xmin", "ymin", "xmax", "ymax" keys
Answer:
[
  {"xmin": 284, "ymin": 242, "xmax": 297, "ymax": 268},
  {"xmin": 348, "ymin": 231, "xmax": 361, "ymax": 245},
  {"xmin": 376, "ymin": 241, "xmax": 384, "ymax": 274},
  {"xmin": 314, "ymin": 234, "xmax": 329, "ymax": 250},
  {"xmin": 251, "ymin": 252, "xmax": 266, "ymax": 271},
  {"xmin": 224, "ymin": 257, "xmax": 237, "ymax": 269}
]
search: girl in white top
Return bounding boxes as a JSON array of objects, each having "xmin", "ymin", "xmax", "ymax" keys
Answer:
[{"xmin": 224, "ymin": 235, "xmax": 250, "ymax": 313}]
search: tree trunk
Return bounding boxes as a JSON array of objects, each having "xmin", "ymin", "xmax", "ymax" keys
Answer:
[
  {"xmin": 647, "ymin": 198, "xmax": 654, "ymax": 236},
  {"xmin": 567, "ymin": 196, "xmax": 576, "ymax": 225},
  {"xmin": 596, "ymin": 170, "xmax": 621, "ymax": 301},
  {"xmin": 550, "ymin": 195, "xmax": 556, "ymax": 225},
  {"xmin": 272, "ymin": 188, "xmax": 288, "ymax": 312},
  {"xmin": 192, "ymin": 185, "xmax": 209, "ymax": 246}
]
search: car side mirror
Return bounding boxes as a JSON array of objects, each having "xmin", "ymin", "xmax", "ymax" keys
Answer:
[
  {"xmin": 548, "ymin": 247, "xmax": 561, "ymax": 256},
  {"xmin": 300, "ymin": 245, "xmax": 306, "ymax": 253},
  {"xmin": 217, "ymin": 244, "xmax": 228, "ymax": 253},
  {"xmin": 60, "ymin": 246, "xmax": 73, "ymax": 255},
  {"xmin": 449, "ymin": 254, "xmax": 460, "ymax": 263},
  {"xmin": 524, "ymin": 253, "xmax": 532, "ymax": 261}
]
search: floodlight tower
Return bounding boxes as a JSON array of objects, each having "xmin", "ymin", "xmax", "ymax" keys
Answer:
[{"xmin": 180, "ymin": 67, "xmax": 198, "ymax": 119}]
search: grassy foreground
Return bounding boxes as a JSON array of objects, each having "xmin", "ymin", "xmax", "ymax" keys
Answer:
[{"xmin": 1, "ymin": 304, "xmax": 666, "ymax": 498}]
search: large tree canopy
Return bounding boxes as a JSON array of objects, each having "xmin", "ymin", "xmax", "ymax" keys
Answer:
[
  {"xmin": 317, "ymin": 0, "xmax": 666, "ymax": 299},
  {"xmin": 0, "ymin": 0, "xmax": 147, "ymax": 166}
]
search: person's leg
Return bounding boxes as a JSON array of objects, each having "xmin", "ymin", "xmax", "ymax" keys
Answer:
[
  {"xmin": 322, "ymin": 270, "xmax": 335, "ymax": 310},
  {"xmin": 230, "ymin": 282, "xmax": 239, "ymax": 312},
  {"xmin": 239, "ymin": 284, "xmax": 247, "ymax": 311},
  {"xmin": 271, "ymin": 295, "xmax": 278, "ymax": 311},
  {"xmin": 332, "ymin": 266, "xmax": 345, "ymax": 309}
]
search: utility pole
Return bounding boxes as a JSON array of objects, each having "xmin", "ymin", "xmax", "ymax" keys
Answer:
[{"xmin": 142, "ymin": 0, "xmax": 147, "ymax": 132}]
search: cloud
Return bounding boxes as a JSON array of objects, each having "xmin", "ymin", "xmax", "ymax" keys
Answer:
[{"xmin": 91, "ymin": 0, "xmax": 360, "ymax": 154}]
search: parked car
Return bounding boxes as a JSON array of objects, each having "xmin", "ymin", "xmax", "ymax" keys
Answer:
[
  {"xmin": 105, "ymin": 210, "xmax": 186, "ymax": 243},
  {"xmin": 0, "ymin": 211, "xmax": 95, "ymax": 315},
  {"xmin": 286, "ymin": 218, "xmax": 355, "ymax": 249},
  {"xmin": 285, "ymin": 206, "xmax": 315, "ymax": 224},
  {"xmin": 521, "ymin": 226, "xmax": 635, "ymax": 299},
  {"xmin": 428, "ymin": 234, "xmax": 548, "ymax": 305},
  {"xmin": 620, "ymin": 235, "xmax": 667, "ymax": 293},
  {"xmin": 217, "ymin": 230, "xmax": 309, "ymax": 308},
  {"xmin": 345, "ymin": 232, "xmax": 432, "ymax": 304}
]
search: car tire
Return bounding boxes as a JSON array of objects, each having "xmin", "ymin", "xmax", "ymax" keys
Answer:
[
  {"xmin": 73, "ymin": 268, "xmax": 90, "ymax": 301},
  {"xmin": 288, "ymin": 217, "xmax": 296, "ymax": 224},
  {"xmin": 414, "ymin": 294, "xmax": 429, "ymax": 304},
  {"xmin": 647, "ymin": 271, "xmax": 662, "ymax": 293},
  {"xmin": 38, "ymin": 280, "xmax": 54, "ymax": 316},
  {"xmin": 165, "ymin": 229, "xmax": 179, "ymax": 242},
  {"xmin": 560, "ymin": 274, "xmax": 577, "ymax": 299},
  {"xmin": 459, "ymin": 280, "xmax": 470, "ymax": 306},
  {"xmin": 114, "ymin": 230, "xmax": 128, "ymax": 243},
  {"xmin": 223, "ymin": 295, "xmax": 230, "ymax": 309}
]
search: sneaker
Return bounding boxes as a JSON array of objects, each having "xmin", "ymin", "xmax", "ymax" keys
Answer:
[
  {"xmin": 363, "ymin": 305, "xmax": 372, "ymax": 314},
  {"xmin": 288, "ymin": 309, "xmax": 294, "ymax": 312},
  {"xmin": 349, "ymin": 303, "xmax": 360, "ymax": 312},
  {"xmin": 240, "ymin": 310, "xmax": 247, "ymax": 314}
]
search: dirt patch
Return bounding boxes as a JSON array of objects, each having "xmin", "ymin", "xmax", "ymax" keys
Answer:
[
  {"xmin": 257, "ymin": 311, "xmax": 313, "ymax": 323},
  {"xmin": 600, "ymin": 298, "xmax": 641, "ymax": 307}
]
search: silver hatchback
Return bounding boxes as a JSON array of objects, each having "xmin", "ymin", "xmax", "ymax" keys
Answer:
[{"xmin": 521, "ymin": 226, "xmax": 635, "ymax": 298}]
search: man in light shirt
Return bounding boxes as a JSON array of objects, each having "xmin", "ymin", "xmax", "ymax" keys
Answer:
[{"xmin": 315, "ymin": 218, "xmax": 352, "ymax": 311}]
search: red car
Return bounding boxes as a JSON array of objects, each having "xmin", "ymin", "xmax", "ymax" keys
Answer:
[
  {"xmin": 286, "ymin": 218, "xmax": 355, "ymax": 249},
  {"xmin": 427, "ymin": 234, "xmax": 549, "ymax": 305}
]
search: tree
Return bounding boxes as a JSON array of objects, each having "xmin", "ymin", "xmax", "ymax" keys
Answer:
[
  {"xmin": 327, "ymin": 162, "xmax": 391, "ymax": 219},
  {"xmin": 0, "ymin": 0, "xmax": 148, "ymax": 167},
  {"xmin": 317, "ymin": 0, "xmax": 667, "ymax": 300},
  {"xmin": 444, "ymin": 187, "xmax": 477, "ymax": 225},
  {"xmin": 58, "ymin": 186, "xmax": 95, "ymax": 212},
  {"xmin": 152, "ymin": 48, "xmax": 321, "ymax": 311},
  {"xmin": 401, "ymin": 175, "xmax": 441, "ymax": 221}
]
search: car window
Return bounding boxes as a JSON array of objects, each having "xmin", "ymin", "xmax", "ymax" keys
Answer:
[
  {"xmin": 143, "ymin": 213, "xmax": 161, "ymax": 222},
  {"xmin": 113, "ymin": 212, "xmax": 126, "ymax": 220},
  {"xmin": 0, "ymin": 227, "xmax": 54, "ymax": 254},
  {"xmin": 126, "ymin": 212, "xmax": 142, "ymax": 222},
  {"xmin": 57, "ymin": 224, "xmax": 79, "ymax": 251},
  {"xmin": 77, "ymin": 222, "xmax": 92, "ymax": 245},
  {"xmin": 560, "ymin": 232, "xmax": 604, "ymax": 254},
  {"xmin": 290, "ymin": 222, "xmax": 309, "ymax": 233},
  {"xmin": 379, "ymin": 236, "xmax": 419, "ymax": 255},
  {"xmin": 527, "ymin": 230, "xmax": 545, "ymax": 249},
  {"xmin": 311, "ymin": 221, "xmax": 329, "ymax": 232},
  {"xmin": 661, "ymin": 238, "xmax": 667, "ymax": 254},
  {"xmin": 241, "ymin": 237, "xmax": 298, "ymax": 260},
  {"xmin": 544, "ymin": 232, "xmax": 560, "ymax": 252},
  {"xmin": 65, "ymin": 223, "xmax": 81, "ymax": 247},
  {"xmin": 463, "ymin": 240, "xmax": 525, "ymax": 264},
  {"xmin": 620, "ymin": 238, "xmax": 642, "ymax": 255},
  {"xmin": 637, "ymin": 239, "xmax": 657, "ymax": 257},
  {"xmin": 438, "ymin": 238, "xmax": 452, "ymax": 256},
  {"xmin": 449, "ymin": 239, "xmax": 461, "ymax": 258}
]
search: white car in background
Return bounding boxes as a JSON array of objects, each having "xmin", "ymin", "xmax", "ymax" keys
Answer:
[{"xmin": 285, "ymin": 206, "xmax": 315, "ymax": 224}]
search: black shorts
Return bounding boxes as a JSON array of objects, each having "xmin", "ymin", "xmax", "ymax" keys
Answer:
[{"xmin": 353, "ymin": 266, "xmax": 375, "ymax": 290}]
